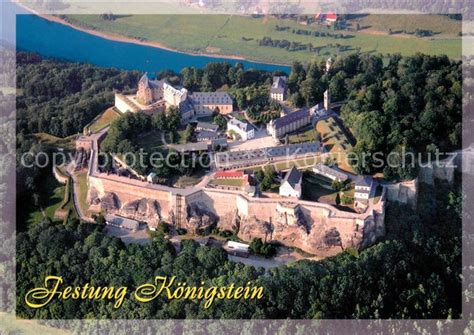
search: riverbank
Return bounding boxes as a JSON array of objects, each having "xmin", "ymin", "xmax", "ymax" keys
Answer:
[{"xmin": 14, "ymin": 2, "xmax": 289, "ymax": 67}]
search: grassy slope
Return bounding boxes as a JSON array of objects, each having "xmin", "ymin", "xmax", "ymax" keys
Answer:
[
  {"xmin": 62, "ymin": 14, "xmax": 461, "ymax": 64},
  {"xmin": 353, "ymin": 14, "xmax": 461, "ymax": 35},
  {"xmin": 88, "ymin": 107, "xmax": 121, "ymax": 133}
]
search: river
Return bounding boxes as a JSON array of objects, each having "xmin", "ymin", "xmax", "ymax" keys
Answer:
[{"xmin": 9, "ymin": 4, "xmax": 289, "ymax": 73}]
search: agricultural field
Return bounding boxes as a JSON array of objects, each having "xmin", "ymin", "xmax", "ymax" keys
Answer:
[
  {"xmin": 347, "ymin": 14, "xmax": 461, "ymax": 37},
  {"xmin": 61, "ymin": 14, "xmax": 462, "ymax": 65},
  {"xmin": 0, "ymin": 313, "xmax": 70, "ymax": 335}
]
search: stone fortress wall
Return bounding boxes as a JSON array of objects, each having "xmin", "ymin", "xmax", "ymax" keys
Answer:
[{"xmin": 87, "ymin": 170, "xmax": 387, "ymax": 255}]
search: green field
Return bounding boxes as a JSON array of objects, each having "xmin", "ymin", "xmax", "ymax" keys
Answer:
[
  {"xmin": 302, "ymin": 172, "xmax": 338, "ymax": 204},
  {"xmin": 209, "ymin": 178, "xmax": 243, "ymax": 187},
  {"xmin": 288, "ymin": 127, "xmax": 317, "ymax": 144},
  {"xmin": 61, "ymin": 14, "xmax": 461, "ymax": 65},
  {"xmin": 76, "ymin": 171, "xmax": 90, "ymax": 216},
  {"xmin": 350, "ymin": 14, "xmax": 461, "ymax": 36},
  {"xmin": 136, "ymin": 129, "xmax": 166, "ymax": 151},
  {"xmin": 0, "ymin": 313, "xmax": 70, "ymax": 335}
]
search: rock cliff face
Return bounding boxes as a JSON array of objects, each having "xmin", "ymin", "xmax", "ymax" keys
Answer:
[
  {"xmin": 236, "ymin": 201, "xmax": 386, "ymax": 255},
  {"xmin": 97, "ymin": 194, "xmax": 161, "ymax": 224},
  {"xmin": 90, "ymin": 178, "xmax": 386, "ymax": 256},
  {"xmin": 182, "ymin": 202, "xmax": 219, "ymax": 234}
]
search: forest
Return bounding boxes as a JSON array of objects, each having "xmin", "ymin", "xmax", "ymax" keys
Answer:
[
  {"xmin": 16, "ymin": 179, "xmax": 462, "ymax": 319},
  {"xmin": 286, "ymin": 53, "xmax": 461, "ymax": 180}
]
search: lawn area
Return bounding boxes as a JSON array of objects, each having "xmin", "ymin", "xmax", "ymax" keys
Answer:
[
  {"xmin": 61, "ymin": 14, "xmax": 461, "ymax": 65},
  {"xmin": 173, "ymin": 169, "xmax": 207, "ymax": 188},
  {"xmin": 76, "ymin": 171, "xmax": 90, "ymax": 216},
  {"xmin": 316, "ymin": 117, "xmax": 355, "ymax": 174},
  {"xmin": 301, "ymin": 172, "xmax": 338, "ymax": 204},
  {"xmin": 87, "ymin": 107, "xmax": 121, "ymax": 133},
  {"xmin": 136, "ymin": 129, "xmax": 167, "ymax": 151},
  {"xmin": 287, "ymin": 127, "xmax": 317, "ymax": 144},
  {"xmin": 209, "ymin": 178, "xmax": 243, "ymax": 187}
]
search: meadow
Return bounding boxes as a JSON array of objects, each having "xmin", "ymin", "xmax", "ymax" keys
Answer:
[{"xmin": 61, "ymin": 14, "xmax": 462, "ymax": 65}]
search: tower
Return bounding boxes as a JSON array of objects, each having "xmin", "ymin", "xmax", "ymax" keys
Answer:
[
  {"xmin": 324, "ymin": 89, "xmax": 331, "ymax": 111},
  {"xmin": 326, "ymin": 57, "xmax": 333, "ymax": 72}
]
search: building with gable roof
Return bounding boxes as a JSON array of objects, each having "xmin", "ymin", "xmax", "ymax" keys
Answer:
[
  {"xmin": 279, "ymin": 166, "xmax": 302, "ymax": 198},
  {"xmin": 227, "ymin": 117, "xmax": 255, "ymax": 141},
  {"xmin": 270, "ymin": 76, "xmax": 288, "ymax": 101},
  {"xmin": 267, "ymin": 108, "xmax": 311, "ymax": 140}
]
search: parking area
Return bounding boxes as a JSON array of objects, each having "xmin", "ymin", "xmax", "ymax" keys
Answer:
[{"xmin": 105, "ymin": 223, "xmax": 151, "ymax": 245}]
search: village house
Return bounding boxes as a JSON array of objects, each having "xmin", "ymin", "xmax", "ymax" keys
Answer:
[
  {"xmin": 270, "ymin": 76, "xmax": 288, "ymax": 101},
  {"xmin": 227, "ymin": 117, "xmax": 255, "ymax": 141},
  {"xmin": 279, "ymin": 166, "xmax": 302, "ymax": 198}
]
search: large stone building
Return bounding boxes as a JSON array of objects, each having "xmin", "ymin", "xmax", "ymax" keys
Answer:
[
  {"xmin": 270, "ymin": 76, "xmax": 288, "ymax": 101},
  {"xmin": 136, "ymin": 73, "xmax": 165, "ymax": 105},
  {"xmin": 189, "ymin": 92, "xmax": 233, "ymax": 116},
  {"xmin": 115, "ymin": 73, "xmax": 233, "ymax": 120},
  {"xmin": 163, "ymin": 82, "xmax": 188, "ymax": 107},
  {"xmin": 267, "ymin": 108, "xmax": 311, "ymax": 140},
  {"xmin": 214, "ymin": 141, "xmax": 322, "ymax": 169}
]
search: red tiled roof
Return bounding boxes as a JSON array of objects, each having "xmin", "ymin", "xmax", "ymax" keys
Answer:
[
  {"xmin": 326, "ymin": 12, "xmax": 337, "ymax": 21},
  {"xmin": 215, "ymin": 170, "xmax": 244, "ymax": 178}
]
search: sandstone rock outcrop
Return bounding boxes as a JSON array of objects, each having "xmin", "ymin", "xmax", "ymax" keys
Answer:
[
  {"xmin": 183, "ymin": 202, "xmax": 218, "ymax": 234},
  {"xmin": 100, "ymin": 192, "xmax": 121, "ymax": 211}
]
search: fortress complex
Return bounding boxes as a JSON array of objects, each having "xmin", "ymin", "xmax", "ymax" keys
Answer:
[
  {"xmin": 79, "ymin": 122, "xmax": 385, "ymax": 255},
  {"xmin": 115, "ymin": 73, "xmax": 233, "ymax": 120}
]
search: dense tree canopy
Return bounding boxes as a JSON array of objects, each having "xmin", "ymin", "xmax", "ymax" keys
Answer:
[
  {"xmin": 17, "ymin": 179, "xmax": 461, "ymax": 319},
  {"xmin": 16, "ymin": 52, "xmax": 141, "ymax": 138}
]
